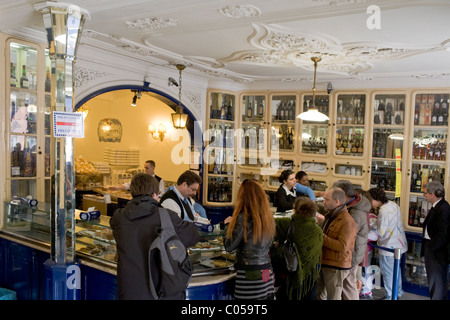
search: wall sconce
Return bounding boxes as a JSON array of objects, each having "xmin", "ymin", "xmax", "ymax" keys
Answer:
[
  {"xmin": 76, "ymin": 104, "xmax": 89, "ymax": 119},
  {"xmin": 148, "ymin": 123, "xmax": 166, "ymax": 141}
]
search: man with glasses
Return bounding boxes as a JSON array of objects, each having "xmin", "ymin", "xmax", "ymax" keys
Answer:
[
  {"xmin": 160, "ymin": 170, "xmax": 208, "ymax": 223},
  {"xmin": 421, "ymin": 181, "xmax": 450, "ymax": 300}
]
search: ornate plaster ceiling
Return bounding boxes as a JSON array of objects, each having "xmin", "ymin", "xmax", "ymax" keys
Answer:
[{"xmin": 1, "ymin": 0, "xmax": 450, "ymax": 88}]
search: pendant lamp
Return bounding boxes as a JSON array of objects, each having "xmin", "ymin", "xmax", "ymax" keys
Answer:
[{"xmin": 297, "ymin": 57, "xmax": 330, "ymax": 122}]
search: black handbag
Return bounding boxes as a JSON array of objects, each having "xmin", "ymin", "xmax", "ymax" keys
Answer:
[{"xmin": 283, "ymin": 219, "xmax": 298, "ymax": 272}]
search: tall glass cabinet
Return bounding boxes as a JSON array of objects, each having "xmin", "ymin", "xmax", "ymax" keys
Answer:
[
  {"xmin": 406, "ymin": 91, "xmax": 449, "ymax": 232},
  {"xmin": 6, "ymin": 38, "xmax": 52, "ymax": 205},
  {"xmin": 204, "ymin": 91, "xmax": 236, "ymax": 206}
]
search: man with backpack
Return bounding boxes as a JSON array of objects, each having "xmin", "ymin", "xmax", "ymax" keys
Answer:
[{"xmin": 110, "ymin": 173, "xmax": 200, "ymax": 300}]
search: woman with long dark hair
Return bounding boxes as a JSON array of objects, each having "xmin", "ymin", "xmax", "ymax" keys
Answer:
[{"xmin": 224, "ymin": 179, "xmax": 276, "ymax": 300}]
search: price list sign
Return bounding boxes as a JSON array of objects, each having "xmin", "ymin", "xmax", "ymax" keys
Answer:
[{"xmin": 53, "ymin": 111, "xmax": 84, "ymax": 138}]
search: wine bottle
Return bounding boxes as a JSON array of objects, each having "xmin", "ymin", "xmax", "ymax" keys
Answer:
[
  {"xmin": 246, "ymin": 101, "xmax": 252, "ymax": 119},
  {"xmin": 347, "ymin": 104, "xmax": 354, "ymax": 124},
  {"xmin": 20, "ymin": 65, "xmax": 29, "ymax": 89},
  {"xmin": 10, "ymin": 63, "xmax": 16, "ymax": 87},
  {"xmin": 336, "ymin": 101, "xmax": 342, "ymax": 124},
  {"xmin": 431, "ymin": 101, "xmax": 438, "ymax": 125},
  {"xmin": 441, "ymin": 97, "xmax": 449, "ymax": 126},
  {"xmin": 258, "ymin": 101, "xmax": 264, "ymax": 116},
  {"xmin": 45, "ymin": 68, "xmax": 51, "ymax": 92}
]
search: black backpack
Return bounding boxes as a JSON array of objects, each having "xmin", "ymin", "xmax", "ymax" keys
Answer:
[{"xmin": 148, "ymin": 208, "xmax": 193, "ymax": 299}]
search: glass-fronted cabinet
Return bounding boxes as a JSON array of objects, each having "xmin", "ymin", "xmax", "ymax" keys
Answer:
[
  {"xmin": 299, "ymin": 160, "xmax": 329, "ymax": 194},
  {"xmin": 204, "ymin": 91, "xmax": 236, "ymax": 206},
  {"xmin": 406, "ymin": 92, "xmax": 449, "ymax": 231},
  {"xmin": 334, "ymin": 93, "xmax": 367, "ymax": 158},
  {"xmin": 370, "ymin": 93, "xmax": 407, "ymax": 196},
  {"xmin": 270, "ymin": 94, "xmax": 297, "ymax": 152},
  {"xmin": 7, "ymin": 39, "xmax": 51, "ymax": 205},
  {"xmin": 300, "ymin": 93, "xmax": 330, "ymax": 156}
]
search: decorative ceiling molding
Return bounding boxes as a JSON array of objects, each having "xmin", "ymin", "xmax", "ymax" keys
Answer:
[
  {"xmin": 411, "ymin": 73, "xmax": 450, "ymax": 79},
  {"xmin": 312, "ymin": 0, "xmax": 369, "ymax": 5},
  {"xmin": 219, "ymin": 23, "xmax": 445, "ymax": 76},
  {"xmin": 218, "ymin": 5, "xmax": 261, "ymax": 18},
  {"xmin": 74, "ymin": 66, "xmax": 111, "ymax": 88},
  {"xmin": 125, "ymin": 17, "xmax": 177, "ymax": 31}
]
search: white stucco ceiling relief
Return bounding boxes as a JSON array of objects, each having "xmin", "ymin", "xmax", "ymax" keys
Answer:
[
  {"xmin": 220, "ymin": 24, "xmax": 448, "ymax": 77},
  {"xmin": 2, "ymin": 0, "xmax": 450, "ymax": 89}
]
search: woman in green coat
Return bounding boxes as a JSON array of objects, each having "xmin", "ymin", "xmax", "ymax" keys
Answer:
[{"xmin": 274, "ymin": 197, "xmax": 323, "ymax": 300}]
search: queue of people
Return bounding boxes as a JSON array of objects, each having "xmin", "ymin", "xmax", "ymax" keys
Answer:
[{"xmin": 109, "ymin": 165, "xmax": 449, "ymax": 301}]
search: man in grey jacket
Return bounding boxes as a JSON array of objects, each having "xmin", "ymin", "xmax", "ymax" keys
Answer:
[{"xmin": 332, "ymin": 180, "xmax": 370, "ymax": 300}]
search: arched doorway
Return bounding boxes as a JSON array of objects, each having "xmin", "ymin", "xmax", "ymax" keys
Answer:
[{"xmin": 73, "ymin": 85, "xmax": 204, "ymax": 199}]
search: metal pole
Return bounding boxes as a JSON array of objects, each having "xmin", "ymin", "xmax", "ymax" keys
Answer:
[
  {"xmin": 391, "ymin": 248, "xmax": 402, "ymax": 300},
  {"xmin": 35, "ymin": 1, "xmax": 89, "ymax": 300}
]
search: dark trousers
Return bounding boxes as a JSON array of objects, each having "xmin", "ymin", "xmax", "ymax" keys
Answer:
[{"xmin": 424, "ymin": 246, "xmax": 449, "ymax": 300}]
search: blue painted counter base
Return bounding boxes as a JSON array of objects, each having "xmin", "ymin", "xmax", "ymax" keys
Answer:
[{"xmin": 0, "ymin": 237, "xmax": 234, "ymax": 300}]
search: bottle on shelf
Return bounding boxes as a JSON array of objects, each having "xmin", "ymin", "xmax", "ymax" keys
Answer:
[
  {"xmin": 341, "ymin": 102, "xmax": 347, "ymax": 124},
  {"xmin": 10, "ymin": 63, "xmax": 17, "ymax": 88},
  {"xmin": 220, "ymin": 101, "xmax": 227, "ymax": 120},
  {"xmin": 385, "ymin": 103, "xmax": 392, "ymax": 125},
  {"xmin": 246, "ymin": 101, "xmax": 253, "ymax": 119},
  {"xmin": 45, "ymin": 68, "xmax": 51, "ymax": 92},
  {"xmin": 20, "ymin": 65, "xmax": 29, "ymax": 89},
  {"xmin": 414, "ymin": 97, "xmax": 420, "ymax": 125},
  {"xmin": 336, "ymin": 100, "xmax": 342, "ymax": 124},
  {"xmin": 258, "ymin": 100, "xmax": 264, "ymax": 116},
  {"xmin": 347, "ymin": 104, "xmax": 354, "ymax": 124},
  {"xmin": 441, "ymin": 96, "xmax": 449, "ymax": 126}
]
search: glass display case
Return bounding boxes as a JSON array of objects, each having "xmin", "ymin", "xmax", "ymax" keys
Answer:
[
  {"xmin": 204, "ymin": 91, "xmax": 236, "ymax": 206},
  {"xmin": 270, "ymin": 94, "xmax": 297, "ymax": 152},
  {"xmin": 406, "ymin": 92, "xmax": 449, "ymax": 231},
  {"xmin": 370, "ymin": 93, "xmax": 407, "ymax": 197},
  {"xmin": 6, "ymin": 39, "xmax": 52, "ymax": 205},
  {"xmin": 240, "ymin": 94, "xmax": 267, "ymax": 152},
  {"xmin": 335, "ymin": 93, "xmax": 366, "ymax": 157},
  {"xmin": 189, "ymin": 230, "xmax": 235, "ymax": 276},
  {"xmin": 300, "ymin": 93, "xmax": 330, "ymax": 155},
  {"xmin": 76, "ymin": 215, "xmax": 117, "ymax": 264},
  {"xmin": 3, "ymin": 201, "xmax": 51, "ymax": 244},
  {"xmin": 76, "ymin": 212, "xmax": 234, "ymax": 275}
]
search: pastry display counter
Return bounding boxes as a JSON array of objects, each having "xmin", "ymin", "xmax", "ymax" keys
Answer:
[{"xmin": 0, "ymin": 201, "xmax": 235, "ymax": 299}]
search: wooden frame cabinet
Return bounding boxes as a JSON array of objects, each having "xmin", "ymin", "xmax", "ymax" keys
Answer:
[{"xmin": 203, "ymin": 88, "xmax": 450, "ymax": 236}]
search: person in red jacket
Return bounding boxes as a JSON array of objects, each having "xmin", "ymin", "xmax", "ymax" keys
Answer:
[{"xmin": 317, "ymin": 187, "xmax": 357, "ymax": 300}]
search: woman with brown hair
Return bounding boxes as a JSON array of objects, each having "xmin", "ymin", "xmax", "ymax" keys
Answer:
[{"xmin": 224, "ymin": 179, "xmax": 276, "ymax": 300}]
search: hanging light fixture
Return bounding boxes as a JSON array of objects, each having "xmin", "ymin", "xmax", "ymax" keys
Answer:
[
  {"xmin": 297, "ymin": 57, "xmax": 330, "ymax": 122},
  {"xmin": 131, "ymin": 90, "xmax": 141, "ymax": 107},
  {"xmin": 171, "ymin": 64, "xmax": 188, "ymax": 129}
]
